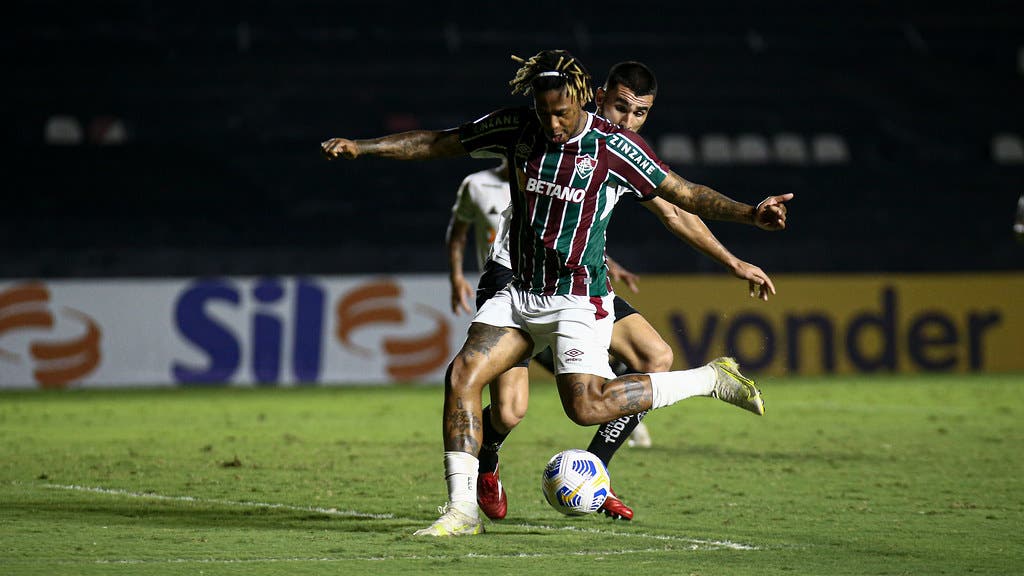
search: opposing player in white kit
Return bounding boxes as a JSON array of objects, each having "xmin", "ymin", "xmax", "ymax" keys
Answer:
[
  {"xmin": 447, "ymin": 158, "xmax": 511, "ymax": 315},
  {"xmin": 322, "ymin": 49, "xmax": 793, "ymax": 536}
]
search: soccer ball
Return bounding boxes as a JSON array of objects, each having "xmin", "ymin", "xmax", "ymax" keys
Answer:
[{"xmin": 541, "ymin": 449, "xmax": 610, "ymax": 515}]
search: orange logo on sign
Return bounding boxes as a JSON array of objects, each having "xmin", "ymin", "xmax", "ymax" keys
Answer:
[
  {"xmin": 336, "ymin": 280, "xmax": 450, "ymax": 381},
  {"xmin": 0, "ymin": 283, "xmax": 102, "ymax": 389}
]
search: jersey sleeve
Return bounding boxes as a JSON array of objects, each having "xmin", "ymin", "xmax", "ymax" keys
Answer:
[
  {"xmin": 458, "ymin": 108, "xmax": 524, "ymax": 159},
  {"xmin": 605, "ymin": 130, "xmax": 671, "ymax": 201},
  {"xmin": 451, "ymin": 177, "xmax": 476, "ymax": 222}
]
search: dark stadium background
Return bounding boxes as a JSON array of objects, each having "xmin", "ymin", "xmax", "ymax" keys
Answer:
[{"xmin": 7, "ymin": 1, "xmax": 1023, "ymax": 279}]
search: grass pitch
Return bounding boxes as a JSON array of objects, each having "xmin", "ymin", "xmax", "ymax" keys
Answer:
[{"xmin": 1, "ymin": 374, "xmax": 1022, "ymax": 575}]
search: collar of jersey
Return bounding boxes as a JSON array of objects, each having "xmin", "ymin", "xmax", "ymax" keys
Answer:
[{"xmin": 564, "ymin": 112, "xmax": 594, "ymax": 146}]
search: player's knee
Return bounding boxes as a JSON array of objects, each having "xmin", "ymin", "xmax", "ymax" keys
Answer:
[
  {"xmin": 562, "ymin": 392, "xmax": 606, "ymax": 426},
  {"xmin": 563, "ymin": 403, "xmax": 603, "ymax": 426},
  {"xmin": 445, "ymin": 355, "xmax": 484, "ymax": 394},
  {"xmin": 634, "ymin": 340, "xmax": 674, "ymax": 373},
  {"xmin": 492, "ymin": 402, "xmax": 526, "ymax": 430},
  {"xmin": 561, "ymin": 402, "xmax": 585, "ymax": 425},
  {"xmin": 557, "ymin": 375, "xmax": 607, "ymax": 425}
]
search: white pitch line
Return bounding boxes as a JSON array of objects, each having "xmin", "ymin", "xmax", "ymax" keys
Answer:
[
  {"xmin": 507, "ymin": 523, "xmax": 758, "ymax": 550},
  {"xmin": 44, "ymin": 483, "xmax": 394, "ymax": 519},
  {"xmin": 41, "ymin": 483, "xmax": 759, "ymax": 552}
]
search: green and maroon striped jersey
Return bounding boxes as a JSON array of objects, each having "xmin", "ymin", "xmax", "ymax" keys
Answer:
[{"xmin": 459, "ymin": 107, "xmax": 669, "ymax": 296}]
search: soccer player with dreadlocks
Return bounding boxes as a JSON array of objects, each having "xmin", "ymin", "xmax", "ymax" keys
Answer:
[
  {"xmin": 460, "ymin": 60, "xmax": 779, "ymax": 523},
  {"xmin": 322, "ymin": 49, "xmax": 793, "ymax": 536}
]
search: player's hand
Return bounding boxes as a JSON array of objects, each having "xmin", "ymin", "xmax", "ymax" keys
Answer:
[
  {"xmin": 754, "ymin": 193, "xmax": 794, "ymax": 230},
  {"xmin": 732, "ymin": 260, "xmax": 776, "ymax": 301},
  {"xmin": 450, "ymin": 277, "xmax": 474, "ymax": 315},
  {"xmin": 321, "ymin": 138, "xmax": 360, "ymax": 160},
  {"xmin": 606, "ymin": 257, "xmax": 640, "ymax": 293}
]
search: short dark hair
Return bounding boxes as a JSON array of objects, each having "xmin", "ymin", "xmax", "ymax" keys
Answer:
[
  {"xmin": 604, "ymin": 61, "xmax": 658, "ymax": 98},
  {"xmin": 509, "ymin": 49, "xmax": 593, "ymax": 105}
]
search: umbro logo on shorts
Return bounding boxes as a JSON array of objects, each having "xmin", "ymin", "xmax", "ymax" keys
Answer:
[{"xmin": 565, "ymin": 348, "xmax": 584, "ymax": 358}]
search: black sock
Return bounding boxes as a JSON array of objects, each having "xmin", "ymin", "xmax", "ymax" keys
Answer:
[
  {"xmin": 478, "ymin": 405, "xmax": 509, "ymax": 473},
  {"xmin": 587, "ymin": 410, "xmax": 649, "ymax": 468},
  {"xmin": 588, "ymin": 357, "xmax": 643, "ymax": 467}
]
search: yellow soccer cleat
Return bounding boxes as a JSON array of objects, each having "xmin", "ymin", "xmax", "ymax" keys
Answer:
[
  {"xmin": 708, "ymin": 357, "xmax": 765, "ymax": 416},
  {"xmin": 413, "ymin": 504, "xmax": 484, "ymax": 537}
]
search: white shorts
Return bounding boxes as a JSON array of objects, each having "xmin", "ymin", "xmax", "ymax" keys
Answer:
[{"xmin": 473, "ymin": 285, "xmax": 616, "ymax": 379}]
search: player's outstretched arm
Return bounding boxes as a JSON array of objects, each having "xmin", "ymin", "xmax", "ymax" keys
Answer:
[
  {"xmin": 654, "ymin": 171, "xmax": 793, "ymax": 230},
  {"xmin": 321, "ymin": 128, "xmax": 465, "ymax": 161},
  {"xmin": 642, "ymin": 197, "xmax": 775, "ymax": 300}
]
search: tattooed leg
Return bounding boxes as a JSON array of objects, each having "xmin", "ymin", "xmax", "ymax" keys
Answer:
[
  {"xmin": 555, "ymin": 373, "xmax": 654, "ymax": 426},
  {"xmin": 605, "ymin": 374, "xmax": 653, "ymax": 415},
  {"xmin": 444, "ymin": 323, "xmax": 531, "ymax": 454}
]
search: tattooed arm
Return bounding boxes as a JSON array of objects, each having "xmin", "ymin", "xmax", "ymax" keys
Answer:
[
  {"xmin": 654, "ymin": 171, "xmax": 793, "ymax": 231},
  {"xmin": 321, "ymin": 128, "xmax": 465, "ymax": 161}
]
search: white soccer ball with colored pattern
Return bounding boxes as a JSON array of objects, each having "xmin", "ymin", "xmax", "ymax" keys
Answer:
[{"xmin": 541, "ymin": 449, "xmax": 610, "ymax": 515}]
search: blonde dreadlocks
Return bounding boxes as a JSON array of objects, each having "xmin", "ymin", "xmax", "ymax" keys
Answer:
[{"xmin": 509, "ymin": 50, "xmax": 593, "ymax": 106}]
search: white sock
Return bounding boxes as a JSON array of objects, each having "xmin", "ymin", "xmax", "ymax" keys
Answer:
[
  {"xmin": 444, "ymin": 451, "xmax": 479, "ymax": 517},
  {"xmin": 649, "ymin": 365, "xmax": 716, "ymax": 409}
]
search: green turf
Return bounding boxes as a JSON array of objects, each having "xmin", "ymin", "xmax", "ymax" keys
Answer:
[{"xmin": 1, "ymin": 374, "xmax": 1022, "ymax": 575}]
